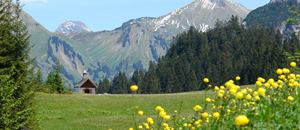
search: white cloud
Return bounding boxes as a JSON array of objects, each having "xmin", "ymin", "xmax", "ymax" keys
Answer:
[{"xmin": 20, "ymin": 0, "xmax": 48, "ymax": 5}]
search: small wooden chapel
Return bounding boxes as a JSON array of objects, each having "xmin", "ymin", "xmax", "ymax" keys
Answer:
[{"xmin": 75, "ymin": 70, "xmax": 97, "ymax": 94}]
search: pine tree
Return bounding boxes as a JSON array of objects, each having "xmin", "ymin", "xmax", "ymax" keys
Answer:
[
  {"xmin": 141, "ymin": 61, "xmax": 160, "ymax": 93},
  {"xmin": 97, "ymin": 78, "xmax": 110, "ymax": 94},
  {"xmin": 32, "ymin": 69, "xmax": 45, "ymax": 92},
  {"xmin": 109, "ymin": 72, "xmax": 128, "ymax": 94},
  {"xmin": 46, "ymin": 61, "xmax": 64, "ymax": 93},
  {"xmin": 35, "ymin": 69, "xmax": 43, "ymax": 85},
  {"xmin": 0, "ymin": 0, "xmax": 35, "ymax": 129}
]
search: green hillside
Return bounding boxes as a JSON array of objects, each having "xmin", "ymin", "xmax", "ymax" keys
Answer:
[{"xmin": 244, "ymin": 0, "xmax": 300, "ymax": 29}]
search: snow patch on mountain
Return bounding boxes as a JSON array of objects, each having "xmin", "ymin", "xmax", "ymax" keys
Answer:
[
  {"xmin": 199, "ymin": 0, "xmax": 217, "ymax": 9},
  {"xmin": 153, "ymin": 1, "xmax": 192, "ymax": 31},
  {"xmin": 56, "ymin": 20, "xmax": 91, "ymax": 34},
  {"xmin": 152, "ymin": 0, "xmax": 244, "ymax": 32}
]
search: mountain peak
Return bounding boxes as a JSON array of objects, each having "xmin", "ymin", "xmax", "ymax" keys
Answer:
[
  {"xmin": 191, "ymin": 0, "xmax": 225, "ymax": 9},
  {"xmin": 56, "ymin": 20, "xmax": 91, "ymax": 34},
  {"xmin": 194, "ymin": 0, "xmax": 224, "ymax": 3},
  {"xmin": 153, "ymin": 0, "xmax": 249, "ymax": 32},
  {"xmin": 193, "ymin": 0, "xmax": 240, "ymax": 7}
]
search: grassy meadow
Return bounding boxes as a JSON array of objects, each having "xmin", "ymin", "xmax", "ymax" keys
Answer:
[
  {"xmin": 35, "ymin": 91, "xmax": 213, "ymax": 130},
  {"xmin": 35, "ymin": 75, "xmax": 300, "ymax": 130}
]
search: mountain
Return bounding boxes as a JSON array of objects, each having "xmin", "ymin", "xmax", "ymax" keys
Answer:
[
  {"xmin": 22, "ymin": 12, "xmax": 90, "ymax": 85},
  {"xmin": 23, "ymin": 0, "xmax": 250, "ymax": 85},
  {"xmin": 151, "ymin": 0, "xmax": 249, "ymax": 32},
  {"xmin": 244, "ymin": 0, "xmax": 300, "ymax": 37},
  {"xmin": 123, "ymin": 17, "xmax": 295, "ymax": 94},
  {"xmin": 56, "ymin": 21, "xmax": 91, "ymax": 34}
]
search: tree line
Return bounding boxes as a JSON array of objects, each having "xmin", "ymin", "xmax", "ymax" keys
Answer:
[{"xmin": 97, "ymin": 16, "xmax": 300, "ymax": 94}]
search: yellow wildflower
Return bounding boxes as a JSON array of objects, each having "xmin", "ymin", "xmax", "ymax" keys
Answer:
[
  {"xmin": 276, "ymin": 68, "xmax": 283, "ymax": 75},
  {"xmin": 247, "ymin": 88, "xmax": 253, "ymax": 93},
  {"xmin": 201, "ymin": 112, "xmax": 209, "ymax": 118},
  {"xmin": 257, "ymin": 87, "xmax": 266, "ymax": 96},
  {"xmin": 279, "ymin": 75, "xmax": 286, "ymax": 80},
  {"xmin": 159, "ymin": 111, "xmax": 167, "ymax": 118},
  {"xmin": 253, "ymin": 91, "xmax": 258, "ymax": 97},
  {"xmin": 290, "ymin": 62, "xmax": 297, "ymax": 67},
  {"xmin": 267, "ymin": 78, "xmax": 275, "ymax": 84},
  {"xmin": 214, "ymin": 86, "xmax": 219, "ymax": 91},
  {"xmin": 205, "ymin": 98, "xmax": 212, "ymax": 102},
  {"xmin": 241, "ymin": 89, "xmax": 247, "ymax": 94},
  {"xmin": 255, "ymin": 81, "xmax": 263, "ymax": 86},
  {"xmin": 271, "ymin": 82, "xmax": 279, "ymax": 89},
  {"xmin": 230, "ymin": 89, "xmax": 237, "ymax": 95},
  {"xmin": 203, "ymin": 78, "xmax": 209, "ymax": 83},
  {"xmin": 287, "ymin": 96, "xmax": 294, "ymax": 101},
  {"xmin": 138, "ymin": 111, "xmax": 144, "ymax": 116},
  {"xmin": 236, "ymin": 92, "xmax": 244, "ymax": 99},
  {"xmin": 283, "ymin": 68, "xmax": 290, "ymax": 74},
  {"xmin": 194, "ymin": 119, "xmax": 202, "ymax": 125},
  {"xmin": 246, "ymin": 94, "xmax": 252, "ymax": 100},
  {"xmin": 143, "ymin": 123, "xmax": 150, "ymax": 129},
  {"xmin": 236, "ymin": 76, "xmax": 241, "ymax": 81},
  {"xmin": 155, "ymin": 106, "xmax": 164, "ymax": 113},
  {"xmin": 213, "ymin": 112, "xmax": 220, "ymax": 120},
  {"xmin": 162, "ymin": 123, "xmax": 169, "ymax": 128},
  {"xmin": 264, "ymin": 83, "xmax": 270, "ymax": 88},
  {"xmin": 288, "ymin": 74, "xmax": 296, "ymax": 79},
  {"xmin": 193, "ymin": 105, "xmax": 202, "ymax": 112},
  {"xmin": 220, "ymin": 86, "xmax": 225, "ymax": 90},
  {"xmin": 257, "ymin": 77, "xmax": 266, "ymax": 83},
  {"xmin": 130, "ymin": 85, "xmax": 138, "ymax": 92},
  {"xmin": 235, "ymin": 115, "xmax": 250, "ymax": 126},
  {"xmin": 163, "ymin": 115, "xmax": 171, "ymax": 121},
  {"xmin": 147, "ymin": 117, "xmax": 154, "ymax": 125},
  {"xmin": 225, "ymin": 80, "xmax": 234, "ymax": 89},
  {"xmin": 218, "ymin": 93, "xmax": 224, "ymax": 98},
  {"xmin": 138, "ymin": 125, "xmax": 143, "ymax": 129}
]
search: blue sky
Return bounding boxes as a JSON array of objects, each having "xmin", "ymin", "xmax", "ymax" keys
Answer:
[{"xmin": 21, "ymin": 0, "xmax": 269, "ymax": 32}]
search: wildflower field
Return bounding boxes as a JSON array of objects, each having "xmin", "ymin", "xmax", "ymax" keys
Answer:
[
  {"xmin": 129, "ymin": 62, "xmax": 300, "ymax": 130},
  {"xmin": 36, "ymin": 62, "xmax": 300, "ymax": 130}
]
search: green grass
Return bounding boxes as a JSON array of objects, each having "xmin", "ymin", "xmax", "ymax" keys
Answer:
[{"xmin": 35, "ymin": 91, "xmax": 212, "ymax": 130}]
